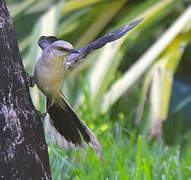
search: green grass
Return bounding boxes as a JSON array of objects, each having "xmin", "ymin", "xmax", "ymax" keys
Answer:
[{"xmin": 48, "ymin": 126, "xmax": 191, "ymax": 179}]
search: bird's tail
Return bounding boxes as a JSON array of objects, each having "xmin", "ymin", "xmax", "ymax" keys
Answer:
[{"xmin": 44, "ymin": 93, "xmax": 102, "ymax": 154}]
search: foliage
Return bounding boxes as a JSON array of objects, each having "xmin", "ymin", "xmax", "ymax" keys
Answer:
[{"xmin": 7, "ymin": 0, "xmax": 191, "ymax": 179}]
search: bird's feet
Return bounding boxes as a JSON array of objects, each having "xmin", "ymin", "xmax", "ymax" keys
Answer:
[
  {"xmin": 37, "ymin": 111, "xmax": 47, "ymax": 119},
  {"xmin": 25, "ymin": 72, "xmax": 35, "ymax": 87}
]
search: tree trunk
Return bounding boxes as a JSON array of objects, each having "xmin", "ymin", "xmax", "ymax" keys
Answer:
[{"xmin": 0, "ymin": 1, "xmax": 52, "ymax": 179}]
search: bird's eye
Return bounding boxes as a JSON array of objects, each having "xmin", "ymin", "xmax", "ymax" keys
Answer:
[{"xmin": 56, "ymin": 46, "xmax": 69, "ymax": 52}]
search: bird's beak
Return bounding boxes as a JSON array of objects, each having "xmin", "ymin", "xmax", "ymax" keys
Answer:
[{"xmin": 70, "ymin": 49, "xmax": 80, "ymax": 53}]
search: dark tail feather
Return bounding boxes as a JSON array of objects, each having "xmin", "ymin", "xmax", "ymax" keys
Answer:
[{"xmin": 45, "ymin": 95, "xmax": 102, "ymax": 154}]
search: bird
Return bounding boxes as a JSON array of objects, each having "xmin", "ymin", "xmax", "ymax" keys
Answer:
[{"xmin": 34, "ymin": 18, "xmax": 143, "ymax": 154}]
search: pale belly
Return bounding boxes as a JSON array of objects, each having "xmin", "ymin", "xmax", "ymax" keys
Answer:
[{"xmin": 34, "ymin": 56, "xmax": 65, "ymax": 98}]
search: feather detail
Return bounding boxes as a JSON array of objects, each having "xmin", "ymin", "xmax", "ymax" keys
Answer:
[{"xmin": 44, "ymin": 94, "xmax": 102, "ymax": 155}]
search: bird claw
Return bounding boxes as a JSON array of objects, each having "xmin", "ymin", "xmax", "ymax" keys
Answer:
[
  {"xmin": 25, "ymin": 72, "xmax": 35, "ymax": 87},
  {"xmin": 37, "ymin": 111, "xmax": 47, "ymax": 119}
]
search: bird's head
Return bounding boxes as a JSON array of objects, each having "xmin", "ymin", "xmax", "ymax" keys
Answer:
[
  {"xmin": 49, "ymin": 40, "xmax": 79, "ymax": 57},
  {"xmin": 50, "ymin": 40, "xmax": 78, "ymax": 55},
  {"xmin": 38, "ymin": 36, "xmax": 79, "ymax": 56}
]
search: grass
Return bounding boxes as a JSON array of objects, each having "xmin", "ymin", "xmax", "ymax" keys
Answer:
[{"xmin": 48, "ymin": 127, "xmax": 191, "ymax": 179}]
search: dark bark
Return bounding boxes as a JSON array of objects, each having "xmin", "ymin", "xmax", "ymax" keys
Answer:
[{"xmin": 0, "ymin": 1, "xmax": 52, "ymax": 179}]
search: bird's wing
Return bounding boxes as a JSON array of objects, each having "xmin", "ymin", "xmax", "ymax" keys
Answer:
[
  {"xmin": 38, "ymin": 36, "xmax": 58, "ymax": 50},
  {"xmin": 65, "ymin": 18, "xmax": 143, "ymax": 67}
]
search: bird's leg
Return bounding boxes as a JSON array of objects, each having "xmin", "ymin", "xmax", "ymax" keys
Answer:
[
  {"xmin": 37, "ymin": 111, "xmax": 47, "ymax": 119},
  {"xmin": 37, "ymin": 99, "xmax": 55, "ymax": 120},
  {"xmin": 46, "ymin": 97, "xmax": 55, "ymax": 113},
  {"xmin": 25, "ymin": 72, "xmax": 46, "ymax": 119},
  {"xmin": 25, "ymin": 72, "xmax": 35, "ymax": 87}
]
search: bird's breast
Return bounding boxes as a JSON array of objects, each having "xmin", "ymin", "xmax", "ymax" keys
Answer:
[{"xmin": 34, "ymin": 56, "xmax": 65, "ymax": 98}]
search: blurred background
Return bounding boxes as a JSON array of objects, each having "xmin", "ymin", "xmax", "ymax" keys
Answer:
[{"xmin": 7, "ymin": 0, "xmax": 191, "ymax": 179}]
